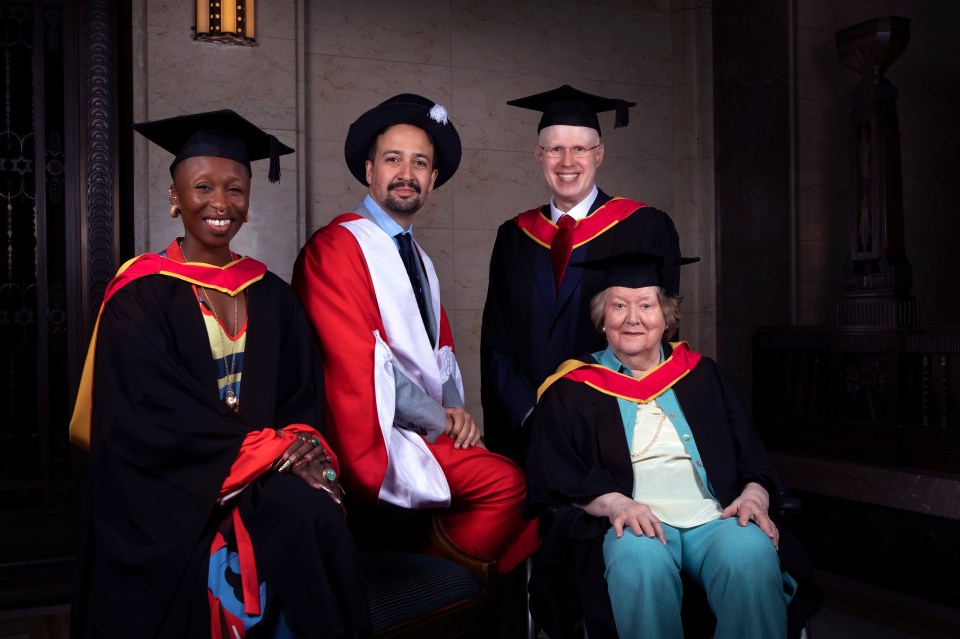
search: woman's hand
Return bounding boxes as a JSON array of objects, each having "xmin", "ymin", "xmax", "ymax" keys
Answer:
[
  {"xmin": 274, "ymin": 431, "xmax": 347, "ymax": 519},
  {"xmin": 577, "ymin": 492, "xmax": 666, "ymax": 544},
  {"xmin": 721, "ymin": 481, "xmax": 779, "ymax": 549},
  {"xmin": 443, "ymin": 407, "xmax": 485, "ymax": 449}
]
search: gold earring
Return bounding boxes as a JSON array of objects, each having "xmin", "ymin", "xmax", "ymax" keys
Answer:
[
  {"xmin": 168, "ymin": 188, "xmax": 180, "ymax": 218},
  {"xmin": 244, "ymin": 212, "xmax": 250, "ymax": 223}
]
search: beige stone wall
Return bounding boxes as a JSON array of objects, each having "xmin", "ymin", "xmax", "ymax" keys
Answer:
[{"xmin": 132, "ymin": 0, "xmax": 715, "ymax": 428}]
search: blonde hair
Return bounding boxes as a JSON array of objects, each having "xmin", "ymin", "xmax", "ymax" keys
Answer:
[{"xmin": 589, "ymin": 287, "xmax": 682, "ymax": 340}]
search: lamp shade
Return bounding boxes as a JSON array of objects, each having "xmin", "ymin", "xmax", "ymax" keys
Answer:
[{"xmin": 196, "ymin": 0, "xmax": 255, "ymax": 46}]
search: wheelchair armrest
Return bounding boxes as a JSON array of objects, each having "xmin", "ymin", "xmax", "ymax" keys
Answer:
[{"xmin": 773, "ymin": 492, "xmax": 803, "ymax": 519}]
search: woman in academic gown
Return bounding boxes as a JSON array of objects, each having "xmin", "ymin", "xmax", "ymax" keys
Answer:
[
  {"xmin": 69, "ymin": 110, "xmax": 371, "ymax": 639},
  {"xmin": 525, "ymin": 250, "xmax": 822, "ymax": 639}
]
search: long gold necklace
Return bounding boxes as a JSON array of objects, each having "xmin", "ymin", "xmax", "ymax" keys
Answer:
[
  {"xmin": 181, "ymin": 242, "xmax": 241, "ymax": 413},
  {"xmin": 630, "ymin": 406, "xmax": 666, "ymax": 461},
  {"xmin": 200, "ymin": 287, "xmax": 240, "ymax": 412}
]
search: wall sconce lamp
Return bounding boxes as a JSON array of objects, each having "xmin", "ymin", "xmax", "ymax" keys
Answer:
[{"xmin": 195, "ymin": 1, "xmax": 255, "ymax": 46}]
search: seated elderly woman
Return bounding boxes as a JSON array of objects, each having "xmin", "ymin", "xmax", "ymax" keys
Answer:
[{"xmin": 524, "ymin": 250, "xmax": 822, "ymax": 639}]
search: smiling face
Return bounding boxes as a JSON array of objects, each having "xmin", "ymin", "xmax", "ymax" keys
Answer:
[
  {"xmin": 170, "ymin": 155, "xmax": 251, "ymax": 265},
  {"xmin": 536, "ymin": 124, "xmax": 604, "ymax": 212},
  {"xmin": 365, "ymin": 123, "xmax": 438, "ymax": 228},
  {"xmin": 602, "ymin": 286, "xmax": 666, "ymax": 373}
]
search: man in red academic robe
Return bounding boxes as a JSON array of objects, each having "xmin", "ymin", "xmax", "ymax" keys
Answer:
[{"xmin": 292, "ymin": 94, "xmax": 537, "ymax": 576}]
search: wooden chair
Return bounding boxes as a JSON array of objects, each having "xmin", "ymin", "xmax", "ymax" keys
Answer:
[{"xmin": 363, "ymin": 513, "xmax": 499, "ymax": 638}]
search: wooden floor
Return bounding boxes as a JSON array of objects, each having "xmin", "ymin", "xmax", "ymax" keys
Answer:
[{"xmin": 2, "ymin": 571, "xmax": 958, "ymax": 638}]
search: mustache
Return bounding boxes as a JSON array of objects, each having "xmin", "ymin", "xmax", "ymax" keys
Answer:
[{"xmin": 388, "ymin": 179, "xmax": 421, "ymax": 194}]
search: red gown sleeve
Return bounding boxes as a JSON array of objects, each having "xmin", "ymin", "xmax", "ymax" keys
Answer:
[{"xmin": 292, "ymin": 217, "xmax": 390, "ymax": 504}]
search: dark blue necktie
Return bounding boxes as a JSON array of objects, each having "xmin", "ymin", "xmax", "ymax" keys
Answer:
[{"xmin": 395, "ymin": 232, "xmax": 431, "ymax": 339}]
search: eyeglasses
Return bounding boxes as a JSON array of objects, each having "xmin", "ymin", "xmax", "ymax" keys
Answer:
[{"xmin": 537, "ymin": 143, "xmax": 601, "ymax": 158}]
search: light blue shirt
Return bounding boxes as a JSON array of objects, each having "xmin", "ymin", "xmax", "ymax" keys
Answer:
[
  {"xmin": 364, "ymin": 194, "xmax": 410, "ymax": 246},
  {"xmin": 591, "ymin": 345, "xmax": 717, "ymax": 498}
]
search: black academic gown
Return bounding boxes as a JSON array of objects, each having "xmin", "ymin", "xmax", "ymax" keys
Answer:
[
  {"xmin": 524, "ymin": 345, "xmax": 823, "ymax": 639},
  {"xmin": 72, "ymin": 270, "xmax": 370, "ymax": 639},
  {"xmin": 480, "ymin": 190, "xmax": 680, "ymax": 463}
]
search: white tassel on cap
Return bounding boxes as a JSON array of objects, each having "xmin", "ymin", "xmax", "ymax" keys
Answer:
[{"xmin": 428, "ymin": 104, "xmax": 448, "ymax": 125}]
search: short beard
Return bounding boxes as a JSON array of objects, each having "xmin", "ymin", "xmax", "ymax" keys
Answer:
[{"xmin": 384, "ymin": 180, "xmax": 424, "ymax": 214}]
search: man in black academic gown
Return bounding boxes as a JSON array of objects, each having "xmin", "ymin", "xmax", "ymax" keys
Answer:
[{"xmin": 480, "ymin": 85, "xmax": 682, "ymax": 464}]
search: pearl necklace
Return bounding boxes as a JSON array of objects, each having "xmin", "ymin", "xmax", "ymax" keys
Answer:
[
  {"xmin": 181, "ymin": 242, "xmax": 241, "ymax": 413},
  {"xmin": 630, "ymin": 406, "xmax": 666, "ymax": 461}
]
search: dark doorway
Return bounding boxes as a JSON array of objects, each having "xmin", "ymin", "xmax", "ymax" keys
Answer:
[{"xmin": 0, "ymin": 0, "xmax": 131, "ymax": 610}]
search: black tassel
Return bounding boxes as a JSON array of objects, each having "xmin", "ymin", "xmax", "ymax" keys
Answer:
[
  {"xmin": 268, "ymin": 136, "xmax": 281, "ymax": 182},
  {"xmin": 614, "ymin": 100, "xmax": 630, "ymax": 129}
]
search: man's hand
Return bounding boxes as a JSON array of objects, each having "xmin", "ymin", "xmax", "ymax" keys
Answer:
[{"xmin": 443, "ymin": 407, "xmax": 484, "ymax": 449}]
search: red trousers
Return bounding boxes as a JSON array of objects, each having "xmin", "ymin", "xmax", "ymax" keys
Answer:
[{"xmin": 428, "ymin": 435, "xmax": 539, "ymax": 574}]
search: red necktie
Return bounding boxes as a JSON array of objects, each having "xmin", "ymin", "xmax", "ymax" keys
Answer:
[{"xmin": 551, "ymin": 214, "xmax": 576, "ymax": 291}]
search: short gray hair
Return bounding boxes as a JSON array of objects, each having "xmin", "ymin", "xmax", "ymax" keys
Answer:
[{"xmin": 589, "ymin": 287, "xmax": 682, "ymax": 340}]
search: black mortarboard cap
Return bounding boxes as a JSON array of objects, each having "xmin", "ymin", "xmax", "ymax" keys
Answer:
[
  {"xmin": 570, "ymin": 250, "xmax": 699, "ymax": 296},
  {"xmin": 506, "ymin": 84, "xmax": 637, "ymax": 134},
  {"xmin": 133, "ymin": 109, "xmax": 295, "ymax": 183}
]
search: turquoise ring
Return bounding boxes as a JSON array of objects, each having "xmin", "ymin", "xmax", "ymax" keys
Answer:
[
  {"xmin": 309, "ymin": 437, "xmax": 321, "ymax": 447},
  {"xmin": 322, "ymin": 468, "xmax": 337, "ymax": 482}
]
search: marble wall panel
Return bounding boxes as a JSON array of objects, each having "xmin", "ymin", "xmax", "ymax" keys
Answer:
[
  {"xmin": 798, "ymin": 238, "xmax": 843, "ymax": 288},
  {"xmin": 149, "ymin": 214, "xmax": 186, "ymax": 253},
  {"xmin": 417, "ymin": 185, "xmax": 456, "ymax": 231},
  {"xmin": 672, "ymin": 156, "xmax": 711, "ymax": 236},
  {"xmin": 232, "ymin": 217, "xmax": 300, "ymax": 281},
  {"xmin": 453, "ymin": 308, "xmax": 483, "ymax": 389},
  {"xmin": 580, "ymin": 80, "xmax": 672, "ymax": 161},
  {"xmin": 795, "ymin": 97, "xmax": 846, "ymax": 172},
  {"xmin": 798, "ymin": 168, "xmax": 847, "ymax": 244},
  {"xmin": 675, "ymin": 229, "xmax": 703, "ymax": 309},
  {"xmin": 796, "ymin": 27, "xmax": 847, "ymax": 104},
  {"xmin": 463, "ymin": 388, "xmax": 482, "ymax": 431},
  {"xmin": 907, "ymin": 5, "xmax": 960, "ymax": 54},
  {"xmin": 452, "ymin": 68, "xmax": 579, "ymax": 153},
  {"xmin": 796, "ymin": 0, "xmax": 840, "ymax": 32},
  {"xmin": 454, "ymin": 149, "xmax": 548, "ymax": 231},
  {"xmin": 306, "ymin": 139, "xmax": 363, "ymax": 233},
  {"xmin": 796, "ymin": 280, "xmax": 838, "ymax": 326},
  {"xmin": 679, "ymin": 309, "xmax": 716, "ymax": 361},
  {"xmin": 453, "ymin": 308, "xmax": 484, "ymax": 427},
  {"xmin": 451, "ymin": 0, "xmax": 580, "ymax": 74},
  {"xmin": 901, "ymin": 112, "xmax": 957, "ymax": 181},
  {"xmin": 582, "ymin": 5, "xmax": 672, "ymax": 88},
  {"xmin": 144, "ymin": 30, "xmax": 299, "ymax": 129},
  {"xmin": 902, "ymin": 178, "xmax": 952, "ymax": 241},
  {"xmin": 599, "ymin": 156, "xmax": 674, "ymax": 213},
  {"xmin": 416, "ymin": 227, "xmax": 456, "ymax": 327},
  {"xmin": 305, "ymin": 0, "xmax": 452, "ymax": 64},
  {"xmin": 802, "ymin": 250, "xmax": 847, "ymax": 317},
  {"xmin": 453, "ymin": 228, "xmax": 498, "ymax": 311},
  {"xmin": 305, "ymin": 55, "xmax": 454, "ymax": 142}
]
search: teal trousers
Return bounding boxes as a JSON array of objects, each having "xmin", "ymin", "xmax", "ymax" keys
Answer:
[{"xmin": 602, "ymin": 517, "xmax": 795, "ymax": 639}]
